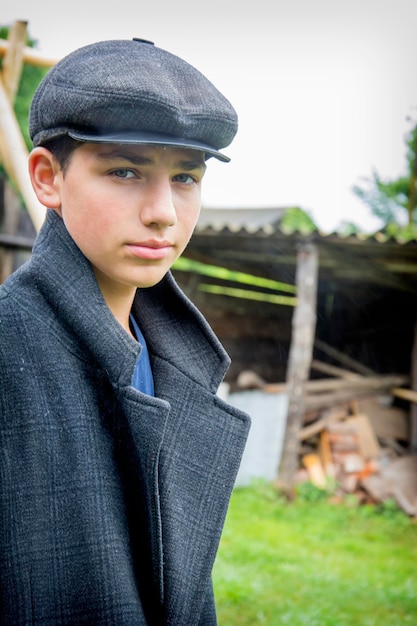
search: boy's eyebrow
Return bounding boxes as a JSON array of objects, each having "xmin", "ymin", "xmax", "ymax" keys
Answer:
[
  {"xmin": 95, "ymin": 148, "xmax": 206, "ymax": 171},
  {"xmin": 177, "ymin": 159, "xmax": 207, "ymax": 172}
]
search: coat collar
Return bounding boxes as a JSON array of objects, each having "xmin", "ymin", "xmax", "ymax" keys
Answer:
[{"xmin": 29, "ymin": 210, "xmax": 230, "ymax": 391}]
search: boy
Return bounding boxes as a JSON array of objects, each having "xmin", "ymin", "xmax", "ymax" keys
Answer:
[{"xmin": 0, "ymin": 38, "xmax": 250, "ymax": 625}]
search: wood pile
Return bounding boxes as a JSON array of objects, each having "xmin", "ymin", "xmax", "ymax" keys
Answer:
[
  {"xmin": 238, "ymin": 355, "xmax": 417, "ymax": 515},
  {"xmin": 295, "ymin": 360, "xmax": 417, "ymax": 515}
]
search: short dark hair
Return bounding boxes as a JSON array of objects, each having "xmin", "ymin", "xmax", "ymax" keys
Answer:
[{"xmin": 42, "ymin": 136, "xmax": 82, "ymax": 174}]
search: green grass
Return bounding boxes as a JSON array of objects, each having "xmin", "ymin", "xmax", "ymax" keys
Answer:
[{"xmin": 213, "ymin": 482, "xmax": 417, "ymax": 625}]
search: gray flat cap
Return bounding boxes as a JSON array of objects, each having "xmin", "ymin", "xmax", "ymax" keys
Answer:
[{"xmin": 29, "ymin": 38, "xmax": 238, "ymax": 162}]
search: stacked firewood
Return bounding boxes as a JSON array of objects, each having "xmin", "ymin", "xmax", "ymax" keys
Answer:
[
  {"xmin": 294, "ymin": 361, "xmax": 416, "ymax": 515},
  {"xmin": 246, "ymin": 357, "xmax": 417, "ymax": 515}
]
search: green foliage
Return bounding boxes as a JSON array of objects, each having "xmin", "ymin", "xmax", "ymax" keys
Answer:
[
  {"xmin": 376, "ymin": 497, "xmax": 404, "ymax": 520},
  {"xmin": 280, "ymin": 206, "xmax": 317, "ymax": 234},
  {"xmin": 0, "ymin": 26, "xmax": 48, "ymax": 168},
  {"xmin": 294, "ymin": 478, "xmax": 337, "ymax": 502},
  {"xmin": 214, "ymin": 482, "xmax": 417, "ymax": 625},
  {"xmin": 352, "ymin": 169, "xmax": 410, "ymax": 224},
  {"xmin": 336, "ymin": 221, "xmax": 363, "ymax": 236},
  {"xmin": 384, "ymin": 221, "xmax": 417, "ymax": 242},
  {"xmin": 352, "ymin": 116, "xmax": 417, "ymax": 230},
  {"xmin": 14, "ymin": 62, "xmax": 48, "ymax": 150}
]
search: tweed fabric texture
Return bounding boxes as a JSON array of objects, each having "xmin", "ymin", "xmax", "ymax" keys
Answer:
[
  {"xmin": 29, "ymin": 39, "xmax": 238, "ymax": 161},
  {"xmin": 0, "ymin": 210, "xmax": 250, "ymax": 624}
]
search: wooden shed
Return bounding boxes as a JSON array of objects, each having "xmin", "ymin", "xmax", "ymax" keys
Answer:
[
  {"xmin": 171, "ymin": 207, "xmax": 417, "ymax": 484},
  {"xmin": 173, "ymin": 207, "xmax": 417, "ymax": 385}
]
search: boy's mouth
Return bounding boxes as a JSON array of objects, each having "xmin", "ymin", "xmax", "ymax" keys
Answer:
[{"xmin": 125, "ymin": 240, "xmax": 173, "ymax": 260}]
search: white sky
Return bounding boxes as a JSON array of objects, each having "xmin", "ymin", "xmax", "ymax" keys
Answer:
[{"xmin": 2, "ymin": 0, "xmax": 417, "ymax": 232}]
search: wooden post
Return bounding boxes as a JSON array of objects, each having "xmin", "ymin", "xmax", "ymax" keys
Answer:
[
  {"xmin": 0, "ymin": 21, "xmax": 46, "ymax": 232},
  {"xmin": 1, "ymin": 20, "xmax": 27, "ymax": 102},
  {"xmin": 409, "ymin": 320, "xmax": 417, "ymax": 453},
  {"xmin": 0, "ymin": 38, "xmax": 58, "ymax": 68},
  {"xmin": 278, "ymin": 242, "xmax": 319, "ymax": 490}
]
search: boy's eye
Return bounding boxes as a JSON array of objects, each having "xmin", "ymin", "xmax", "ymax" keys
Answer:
[
  {"xmin": 111, "ymin": 168, "xmax": 136, "ymax": 179},
  {"xmin": 173, "ymin": 173, "xmax": 196, "ymax": 184}
]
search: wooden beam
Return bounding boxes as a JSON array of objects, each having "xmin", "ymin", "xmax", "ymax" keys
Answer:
[
  {"xmin": 1, "ymin": 21, "xmax": 27, "ymax": 103},
  {"xmin": 409, "ymin": 318, "xmax": 417, "ymax": 453},
  {"xmin": 391, "ymin": 387, "xmax": 417, "ymax": 404},
  {"xmin": 265, "ymin": 373, "xmax": 409, "ymax": 395},
  {"xmin": 0, "ymin": 37, "xmax": 57, "ymax": 68},
  {"xmin": 0, "ymin": 232, "xmax": 34, "ymax": 250},
  {"xmin": 311, "ymin": 359, "xmax": 363, "ymax": 380},
  {"xmin": 0, "ymin": 24, "xmax": 46, "ymax": 231},
  {"xmin": 304, "ymin": 381, "xmax": 408, "ymax": 412},
  {"xmin": 314, "ymin": 338, "xmax": 375, "ymax": 376},
  {"xmin": 278, "ymin": 242, "xmax": 319, "ymax": 489},
  {"xmin": 299, "ymin": 409, "xmax": 348, "ymax": 440}
]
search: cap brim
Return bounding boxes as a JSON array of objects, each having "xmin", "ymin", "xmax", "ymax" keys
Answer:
[{"xmin": 67, "ymin": 129, "xmax": 231, "ymax": 162}]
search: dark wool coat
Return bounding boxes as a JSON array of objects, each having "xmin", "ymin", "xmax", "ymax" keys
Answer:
[{"xmin": 0, "ymin": 210, "xmax": 250, "ymax": 625}]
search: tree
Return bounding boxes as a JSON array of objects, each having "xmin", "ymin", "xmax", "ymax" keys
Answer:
[
  {"xmin": 352, "ymin": 115, "xmax": 417, "ymax": 231},
  {"xmin": 280, "ymin": 206, "xmax": 317, "ymax": 234}
]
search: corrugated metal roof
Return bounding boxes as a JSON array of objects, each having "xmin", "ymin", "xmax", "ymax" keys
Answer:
[
  {"xmin": 181, "ymin": 207, "xmax": 417, "ymax": 299},
  {"xmin": 197, "ymin": 206, "xmax": 417, "ymax": 244},
  {"xmin": 196, "ymin": 207, "xmax": 287, "ymax": 234}
]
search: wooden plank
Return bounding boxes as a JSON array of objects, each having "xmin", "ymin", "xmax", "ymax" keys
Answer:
[
  {"xmin": 410, "ymin": 319, "xmax": 417, "ymax": 453},
  {"xmin": 314, "ymin": 338, "xmax": 375, "ymax": 376},
  {"xmin": 278, "ymin": 243, "xmax": 319, "ymax": 489},
  {"xmin": 0, "ymin": 232, "xmax": 34, "ymax": 250},
  {"xmin": 356, "ymin": 398, "xmax": 409, "ymax": 441},
  {"xmin": 311, "ymin": 359, "xmax": 363, "ymax": 380},
  {"xmin": 1, "ymin": 20, "xmax": 27, "ymax": 103},
  {"xmin": 0, "ymin": 25, "xmax": 46, "ymax": 232},
  {"xmin": 319, "ymin": 430, "xmax": 335, "ymax": 478},
  {"xmin": 306, "ymin": 374, "xmax": 408, "ymax": 394},
  {"xmin": 0, "ymin": 179, "xmax": 37, "ymax": 281},
  {"xmin": 299, "ymin": 408, "xmax": 348, "ymax": 440},
  {"xmin": 345, "ymin": 415, "xmax": 381, "ymax": 459},
  {"xmin": 304, "ymin": 376, "xmax": 409, "ymax": 412},
  {"xmin": 302, "ymin": 453, "xmax": 327, "ymax": 488},
  {"xmin": 392, "ymin": 387, "xmax": 417, "ymax": 404},
  {"xmin": 0, "ymin": 37, "xmax": 57, "ymax": 68},
  {"xmin": 266, "ymin": 373, "xmax": 409, "ymax": 396},
  {"xmin": 361, "ymin": 456, "xmax": 417, "ymax": 515}
]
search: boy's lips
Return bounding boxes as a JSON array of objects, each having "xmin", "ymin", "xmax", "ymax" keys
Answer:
[{"xmin": 125, "ymin": 239, "xmax": 174, "ymax": 260}]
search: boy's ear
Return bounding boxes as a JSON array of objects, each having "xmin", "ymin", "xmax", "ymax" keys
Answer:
[{"xmin": 28, "ymin": 147, "xmax": 63, "ymax": 212}]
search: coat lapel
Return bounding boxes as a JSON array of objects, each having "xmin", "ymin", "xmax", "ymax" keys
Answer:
[{"xmin": 134, "ymin": 279, "xmax": 250, "ymax": 623}]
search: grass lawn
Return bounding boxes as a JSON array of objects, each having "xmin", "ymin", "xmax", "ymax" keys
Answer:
[{"xmin": 213, "ymin": 482, "xmax": 417, "ymax": 625}]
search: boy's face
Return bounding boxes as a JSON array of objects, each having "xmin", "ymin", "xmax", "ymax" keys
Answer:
[{"xmin": 49, "ymin": 142, "xmax": 206, "ymax": 296}]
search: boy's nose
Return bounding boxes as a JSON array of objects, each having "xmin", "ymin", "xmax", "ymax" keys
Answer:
[{"xmin": 140, "ymin": 179, "xmax": 177, "ymax": 228}]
